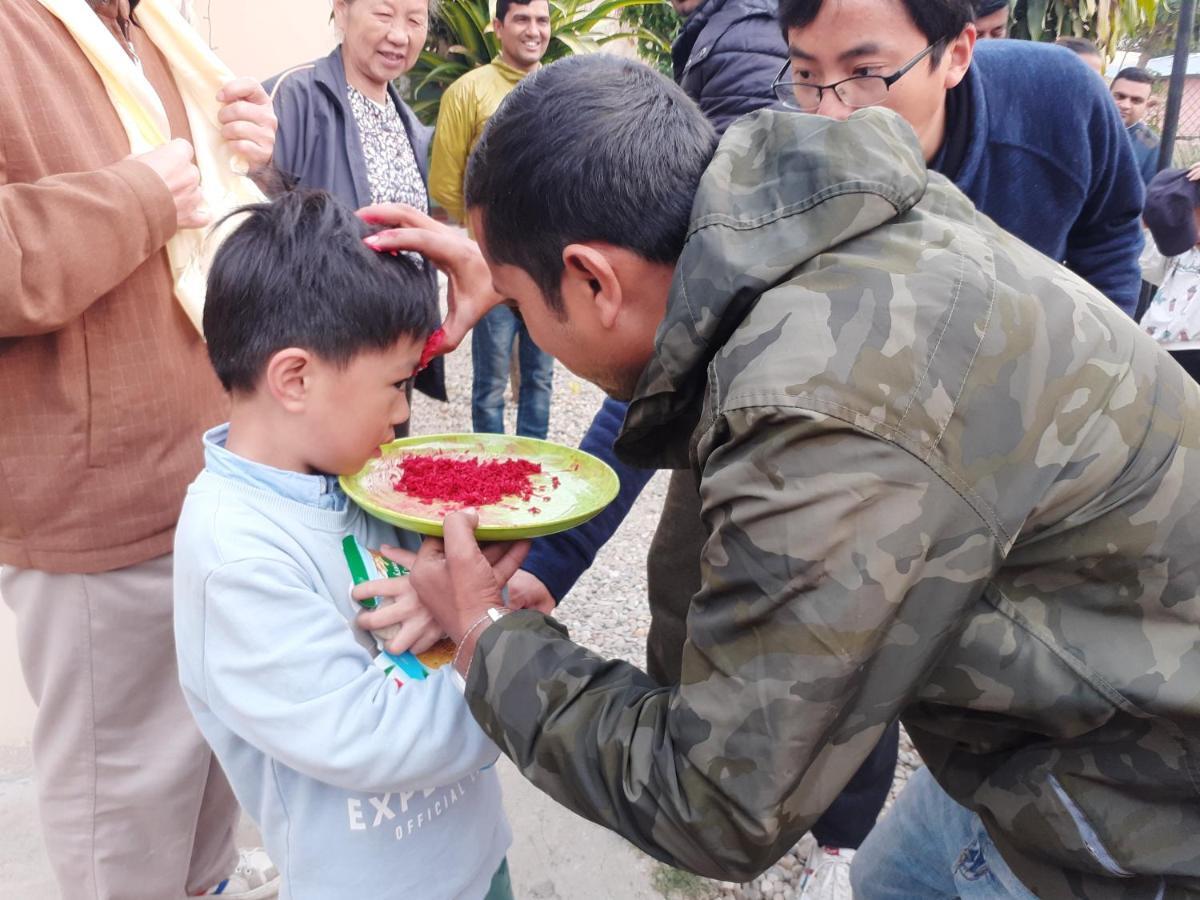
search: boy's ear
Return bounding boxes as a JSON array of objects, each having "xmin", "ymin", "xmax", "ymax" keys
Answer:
[
  {"xmin": 264, "ymin": 348, "xmax": 315, "ymax": 413},
  {"xmin": 561, "ymin": 244, "xmax": 622, "ymax": 328}
]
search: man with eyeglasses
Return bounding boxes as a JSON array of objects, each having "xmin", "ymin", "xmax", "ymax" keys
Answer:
[
  {"xmin": 775, "ymin": 0, "xmax": 1143, "ymax": 313},
  {"xmin": 772, "ymin": 0, "xmax": 1143, "ymax": 890}
]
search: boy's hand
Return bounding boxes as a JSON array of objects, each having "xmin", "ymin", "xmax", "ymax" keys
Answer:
[
  {"xmin": 506, "ymin": 569, "xmax": 557, "ymax": 615},
  {"xmin": 1187, "ymin": 162, "xmax": 1200, "ymax": 183},
  {"xmin": 358, "ymin": 204, "xmax": 504, "ymax": 355},
  {"xmin": 352, "ymin": 545, "xmax": 445, "ymax": 655}
]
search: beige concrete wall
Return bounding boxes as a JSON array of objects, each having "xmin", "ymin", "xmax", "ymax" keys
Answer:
[
  {"xmin": 191, "ymin": 0, "xmax": 640, "ymax": 82},
  {"xmin": 190, "ymin": 0, "xmax": 339, "ymax": 81}
]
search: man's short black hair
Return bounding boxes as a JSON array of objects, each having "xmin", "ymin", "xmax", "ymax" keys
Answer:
[
  {"xmin": 1055, "ymin": 36, "xmax": 1100, "ymax": 58},
  {"xmin": 1114, "ymin": 66, "xmax": 1155, "ymax": 86},
  {"xmin": 204, "ymin": 191, "xmax": 438, "ymax": 394},
  {"xmin": 972, "ymin": 0, "xmax": 1009, "ymax": 15},
  {"xmin": 464, "ymin": 55, "xmax": 716, "ymax": 315},
  {"xmin": 778, "ymin": 0, "xmax": 975, "ymax": 63},
  {"xmin": 495, "ymin": 0, "xmax": 544, "ymax": 23}
]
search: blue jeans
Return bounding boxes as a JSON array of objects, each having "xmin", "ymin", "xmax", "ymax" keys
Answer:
[
  {"xmin": 471, "ymin": 306, "xmax": 554, "ymax": 439},
  {"xmin": 850, "ymin": 767, "xmax": 1038, "ymax": 900}
]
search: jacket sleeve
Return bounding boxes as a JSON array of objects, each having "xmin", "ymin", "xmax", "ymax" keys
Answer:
[
  {"xmin": 0, "ymin": 159, "xmax": 177, "ymax": 337},
  {"xmin": 1063, "ymin": 73, "xmax": 1145, "ymax": 316},
  {"xmin": 200, "ymin": 557, "xmax": 500, "ymax": 795},
  {"xmin": 466, "ymin": 408, "xmax": 999, "ymax": 880},
  {"xmin": 520, "ymin": 397, "xmax": 656, "ymax": 602},
  {"xmin": 429, "ymin": 84, "xmax": 473, "ymax": 225}
]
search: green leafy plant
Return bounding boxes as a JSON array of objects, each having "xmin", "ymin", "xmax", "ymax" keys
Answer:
[
  {"xmin": 404, "ymin": 0, "xmax": 668, "ymax": 123},
  {"xmin": 619, "ymin": 0, "xmax": 682, "ymax": 75},
  {"xmin": 1011, "ymin": 0, "xmax": 1159, "ymax": 54},
  {"xmin": 1120, "ymin": 1, "xmax": 1200, "ymax": 61}
]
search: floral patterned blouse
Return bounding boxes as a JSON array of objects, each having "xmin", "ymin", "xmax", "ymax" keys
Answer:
[{"xmin": 347, "ymin": 84, "xmax": 428, "ymax": 211}]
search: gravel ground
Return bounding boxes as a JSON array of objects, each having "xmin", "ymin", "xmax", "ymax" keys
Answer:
[{"xmin": 410, "ymin": 288, "xmax": 918, "ymax": 898}]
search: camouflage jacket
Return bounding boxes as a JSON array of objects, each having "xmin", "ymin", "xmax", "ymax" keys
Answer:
[{"xmin": 467, "ymin": 109, "xmax": 1200, "ymax": 899}]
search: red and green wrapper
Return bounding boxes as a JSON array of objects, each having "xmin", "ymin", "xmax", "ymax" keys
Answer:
[{"xmin": 341, "ymin": 536, "xmax": 455, "ymax": 682}]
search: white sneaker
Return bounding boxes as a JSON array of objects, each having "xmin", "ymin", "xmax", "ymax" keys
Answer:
[
  {"xmin": 190, "ymin": 848, "xmax": 280, "ymax": 898},
  {"xmin": 797, "ymin": 845, "xmax": 855, "ymax": 900}
]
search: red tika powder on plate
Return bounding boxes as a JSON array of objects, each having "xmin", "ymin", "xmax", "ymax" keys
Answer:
[{"xmin": 394, "ymin": 454, "xmax": 543, "ymax": 507}]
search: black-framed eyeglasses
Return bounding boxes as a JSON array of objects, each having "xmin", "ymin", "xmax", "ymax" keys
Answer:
[{"xmin": 772, "ymin": 44, "xmax": 937, "ymax": 113}]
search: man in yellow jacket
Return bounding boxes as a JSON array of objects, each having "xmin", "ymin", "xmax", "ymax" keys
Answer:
[{"xmin": 430, "ymin": 0, "xmax": 556, "ymax": 439}]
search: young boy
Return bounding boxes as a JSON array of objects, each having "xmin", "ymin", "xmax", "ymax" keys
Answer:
[
  {"xmin": 173, "ymin": 192, "xmax": 512, "ymax": 899},
  {"xmin": 1141, "ymin": 166, "xmax": 1200, "ymax": 383}
]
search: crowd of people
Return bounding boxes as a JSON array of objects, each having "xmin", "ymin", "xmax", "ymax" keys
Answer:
[{"xmin": 2, "ymin": 1, "xmax": 1199, "ymax": 900}]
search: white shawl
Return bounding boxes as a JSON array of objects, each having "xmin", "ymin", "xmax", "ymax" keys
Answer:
[{"xmin": 35, "ymin": 0, "xmax": 267, "ymax": 331}]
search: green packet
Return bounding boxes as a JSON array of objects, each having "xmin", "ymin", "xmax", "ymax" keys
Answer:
[
  {"xmin": 341, "ymin": 536, "xmax": 456, "ymax": 681},
  {"xmin": 342, "ymin": 535, "xmax": 407, "ymax": 609}
]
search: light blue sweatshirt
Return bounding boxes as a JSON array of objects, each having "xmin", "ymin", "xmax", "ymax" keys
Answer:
[{"xmin": 174, "ymin": 426, "xmax": 510, "ymax": 900}]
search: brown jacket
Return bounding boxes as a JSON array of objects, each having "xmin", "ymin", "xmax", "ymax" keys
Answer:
[{"xmin": 0, "ymin": 0, "xmax": 228, "ymax": 573}]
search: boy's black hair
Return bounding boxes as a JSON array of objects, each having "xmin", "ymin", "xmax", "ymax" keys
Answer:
[
  {"xmin": 204, "ymin": 191, "xmax": 438, "ymax": 394},
  {"xmin": 1113, "ymin": 66, "xmax": 1155, "ymax": 85},
  {"xmin": 778, "ymin": 0, "xmax": 975, "ymax": 64},
  {"xmin": 464, "ymin": 55, "xmax": 717, "ymax": 315}
]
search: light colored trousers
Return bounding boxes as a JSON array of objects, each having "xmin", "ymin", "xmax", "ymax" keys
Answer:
[{"xmin": 3, "ymin": 554, "xmax": 237, "ymax": 899}]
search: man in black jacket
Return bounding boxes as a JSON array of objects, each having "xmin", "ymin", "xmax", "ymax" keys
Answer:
[{"xmin": 671, "ymin": 0, "xmax": 787, "ymax": 134}]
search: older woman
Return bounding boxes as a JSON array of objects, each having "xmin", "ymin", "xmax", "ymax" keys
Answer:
[{"xmin": 265, "ymin": 0, "xmax": 444, "ymax": 412}]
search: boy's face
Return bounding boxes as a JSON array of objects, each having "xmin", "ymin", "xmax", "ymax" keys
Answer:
[{"xmin": 303, "ymin": 335, "xmax": 425, "ymax": 475}]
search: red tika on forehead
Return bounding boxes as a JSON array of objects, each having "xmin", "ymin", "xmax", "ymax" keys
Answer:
[
  {"xmin": 393, "ymin": 455, "xmax": 543, "ymax": 507},
  {"xmin": 415, "ymin": 327, "xmax": 446, "ymax": 374}
]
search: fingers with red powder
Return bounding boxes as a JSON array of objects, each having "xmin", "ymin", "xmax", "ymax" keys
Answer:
[{"xmin": 357, "ymin": 203, "xmax": 504, "ymax": 355}]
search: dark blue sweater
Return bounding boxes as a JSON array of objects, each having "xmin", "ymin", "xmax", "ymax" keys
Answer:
[
  {"xmin": 949, "ymin": 41, "xmax": 1144, "ymax": 310},
  {"xmin": 522, "ymin": 39, "xmax": 1147, "ymax": 601}
]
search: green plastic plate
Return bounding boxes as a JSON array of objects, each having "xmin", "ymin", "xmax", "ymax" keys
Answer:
[{"xmin": 340, "ymin": 433, "xmax": 620, "ymax": 541}]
